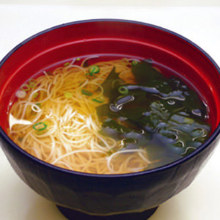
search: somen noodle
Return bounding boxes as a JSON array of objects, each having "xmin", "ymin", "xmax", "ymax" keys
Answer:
[
  {"xmin": 7, "ymin": 57, "xmax": 210, "ymax": 174},
  {"xmin": 8, "ymin": 58, "xmax": 150, "ymax": 174}
]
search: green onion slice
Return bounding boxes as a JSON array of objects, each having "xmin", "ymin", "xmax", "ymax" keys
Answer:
[
  {"xmin": 86, "ymin": 72, "xmax": 95, "ymax": 77},
  {"xmin": 33, "ymin": 122, "xmax": 47, "ymax": 131},
  {"xmin": 33, "ymin": 92, "xmax": 39, "ymax": 98},
  {"xmin": 21, "ymin": 80, "xmax": 36, "ymax": 91},
  {"xmin": 64, "ymin": 92, "xmax": 73, "ymax": 98},
  {"xmin": 81, "ymin": 89, "xmax": 93, "ymax": 96},
  {"xmin": 131, "ymin": 60, "xmax": 139, "ymax": 65},
  {"xmin": 64, "ymin": 62, "xmax": 70, "ymax": 67},
  {"xmin": 89, "ymin": 65, "xmax": 100, "ymax": 75},
  {"xmin": 184, "ymin": 117, "xmax": 194, "ymax": 124},
  {"xmin": 118, "ymin": 86, "xmax": 128, "ymax": 95},
  {"xmin": 92, "ymin": 98, "xmax": 104, "ymax": 103},
  {"xmin": 28, "ymin": 80, "xmax": 36, "ymax": 88}
]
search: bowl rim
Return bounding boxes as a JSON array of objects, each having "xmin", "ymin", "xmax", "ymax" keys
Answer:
[{"xmin": 0, "ymin": 18, "xmax": 219, "ymax": 178}]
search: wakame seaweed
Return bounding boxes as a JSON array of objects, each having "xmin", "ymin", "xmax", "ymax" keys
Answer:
[
  {"xmin": 101, "ymin": 67, "xmax": 123, "ymax": 102},
  {"xmin": 97, "ymin": 60, "xmax": 210, "ymax": 159}
]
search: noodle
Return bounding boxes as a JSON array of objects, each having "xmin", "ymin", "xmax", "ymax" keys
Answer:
[{"xmin": 8, "ymin": 58, "xmax": 150, "ymax": 174}]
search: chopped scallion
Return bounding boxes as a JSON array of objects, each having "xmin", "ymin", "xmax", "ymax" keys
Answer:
[
  {"xmin": 64, "ymin": 92, "xmax": 73, "ymax": 98},
  {"xmin": 33, "ymin": 92, "xmax": 39, "ymax": 98},
  {"xmin": 89, "ymin": 65, "xmax": 100, "ymax": 75},
  {"xmin": 81, "ymin": 89, "xmax": 93, "ymax": 96},
  {"xmin": 132, "ymin": 60, "xmax": 139, "ymax": 65},
  {"xmin": 92, "ymin": 98, "xmax": 104, "ymax": 103},
  {"xmin": 184, "ymin": 117, "xmax": 194, "ymax": 124},
  {"xmin": 118, "ymin": 86, "xmax": 128, "ymax": 95},
  {"xmin": 28, "ymin": 80, "xmax": 36, "ymax": 88},
  {"xmin": 33, "ymin": 122, "xmax": 47, "ymax": 131}
]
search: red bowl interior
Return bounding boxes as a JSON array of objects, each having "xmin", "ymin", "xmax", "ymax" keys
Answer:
[{"xmin": 0, "ymin": 20, "xmax": 219, "ymax": 133}]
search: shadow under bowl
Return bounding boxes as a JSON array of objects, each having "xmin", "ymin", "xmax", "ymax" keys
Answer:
[{"xmin": 0, "ymin": 19, "xmax": 219, "ymax": 219}]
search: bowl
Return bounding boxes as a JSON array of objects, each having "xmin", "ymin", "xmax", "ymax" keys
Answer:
[{"xmin": 0, "ymin": 19, "xmax": 219, "ymax": 219}]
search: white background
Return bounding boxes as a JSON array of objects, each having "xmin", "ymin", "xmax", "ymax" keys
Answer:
[{"xmin": 0, "ymin": 2, "xmax": 219, "ymax": 220}]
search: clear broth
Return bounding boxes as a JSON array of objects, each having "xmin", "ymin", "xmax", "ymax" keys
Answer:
[{"xmin": 7, "ymin": 56, "xmax": 211, "ymax": 174}]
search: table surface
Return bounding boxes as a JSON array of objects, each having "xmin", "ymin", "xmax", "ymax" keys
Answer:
[{"xmin": 0, "ymin": 4, "xmax": 219, "ymax": 220}]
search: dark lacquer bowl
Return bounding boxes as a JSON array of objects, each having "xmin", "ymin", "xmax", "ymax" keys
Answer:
[{"xmin": 0, "ymin": 19, "xmax": 219, "ymax": 220}]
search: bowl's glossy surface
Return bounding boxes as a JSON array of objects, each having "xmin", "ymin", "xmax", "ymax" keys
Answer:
[{"xmin": 0, "ymin": 19, "xmax": 219, "ymax": 216}]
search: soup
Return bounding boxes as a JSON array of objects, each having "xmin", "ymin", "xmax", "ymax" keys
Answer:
[{"xmin": 7, "ymin": 57, "xmax": 210, "ymax": 174}]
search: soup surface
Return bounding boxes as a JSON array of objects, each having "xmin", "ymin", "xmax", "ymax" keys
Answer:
[{"xmin": 7, "ymin": 57, "xmax": 210, "ymax": 174}]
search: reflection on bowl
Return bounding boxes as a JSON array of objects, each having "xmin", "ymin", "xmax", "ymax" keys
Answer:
[{"xmin": 0, "ymin": 19, "xmax": 219, "ymax": 219}]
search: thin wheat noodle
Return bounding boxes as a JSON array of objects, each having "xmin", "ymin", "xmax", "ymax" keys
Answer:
[{"xmin": 8, "ymin": 58, "xmax": 151, "ymax": 174}]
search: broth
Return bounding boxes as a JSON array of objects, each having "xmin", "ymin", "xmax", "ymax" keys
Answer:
[{"xmin": 7, "ymin": 57, "xmax": 210, "ymax": 174}]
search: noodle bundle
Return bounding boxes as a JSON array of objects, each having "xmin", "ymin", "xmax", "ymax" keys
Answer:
[
  {"xmin": 8, "ymin": 57, "xmax": 210, "ymax": 174},
  {"xmin": 8, "ymin": 58, "xmax": 150, "ymax": 174}
]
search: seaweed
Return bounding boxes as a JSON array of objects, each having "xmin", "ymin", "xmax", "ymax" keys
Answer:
[
  {"xmin": 96, "ymin": 60, "xmax": 210, "ymax": 156},
  {"xmin": 101, "ymin": 67, "xmax": 123, "ymax": 102}
]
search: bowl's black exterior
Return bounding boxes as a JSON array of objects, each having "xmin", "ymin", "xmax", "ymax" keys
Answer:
[{"xmin": 0, "ymin": 126, "xmax": 219, "ymax": 215}]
